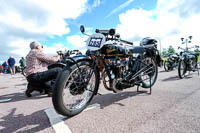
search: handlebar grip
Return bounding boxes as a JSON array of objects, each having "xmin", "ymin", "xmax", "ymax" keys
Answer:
[{"xmin": 120, "ymin": 39, "xmax": 133, "ymax": 45}]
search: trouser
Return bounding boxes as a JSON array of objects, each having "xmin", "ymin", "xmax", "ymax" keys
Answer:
[{"xmin": 27, "ymin": 67, "xmax": 62, "ymax": 91}]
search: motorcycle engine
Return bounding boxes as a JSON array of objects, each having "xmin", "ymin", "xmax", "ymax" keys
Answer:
[{"xmin": 102, "ymin": 56, "xmax": 133, "ymax": 92}]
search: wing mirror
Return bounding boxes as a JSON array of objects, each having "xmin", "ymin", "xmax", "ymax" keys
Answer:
[{"xmin": 80, "ymin": 25, "xmax": 85, "ymax": 33}]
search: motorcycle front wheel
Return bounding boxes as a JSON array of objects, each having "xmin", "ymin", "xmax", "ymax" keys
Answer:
[
  {"xmin": 140, "ymin": 56, "xmax": 158, "ymax": 88},
  {"xmin": 178, "ymin": 60, "xmax": 187, "ymax": 79},
  {"xmin": 164, "ymin": 61, "xmax": 172, "ymax": 72},
  {"xmin": 52, "ymin": 60, "xmax": 99, "ymax": 116}
]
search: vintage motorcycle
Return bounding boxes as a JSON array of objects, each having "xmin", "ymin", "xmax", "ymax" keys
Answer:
[
  {"xmin": 52, "ymin": 25, "xmax": 159, "ymax": 116},
  {"xmin": 178, "ymin": 45, "xmax": 199, "ymax": 79},
  {"xmin": 164, "ymin": 53, "xmax": 179, "ymax": 72}
]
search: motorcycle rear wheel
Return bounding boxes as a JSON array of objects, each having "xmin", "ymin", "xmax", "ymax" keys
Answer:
[
  {"xmin": 140, "ymin": 56, "xmax": 158, "ymax": 88},
  {"xmin": 52, "ymin": 60, "xmax": 99, "ymax": 116}
]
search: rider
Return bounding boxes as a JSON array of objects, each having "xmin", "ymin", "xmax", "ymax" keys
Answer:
[{"xmin": 25, "ymin": 41, "xmax": 62, "ymax": 97}]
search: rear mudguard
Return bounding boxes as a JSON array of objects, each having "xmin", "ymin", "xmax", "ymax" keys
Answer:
[{"xmin": 62, "ymin": 55, "xmax": 100, "ymax": 95}]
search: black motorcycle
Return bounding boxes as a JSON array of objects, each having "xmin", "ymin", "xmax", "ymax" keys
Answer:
[
  {"xmin": 52, "ymin": 25, "xmax": 159, "ymax": 116},
  {"xmin": 178, "ymin": 46, "xmax": 199, "ymax": 79},
  {"xmin": 164, "ymin": 53, "xmax": 179, "ymax": 72}
]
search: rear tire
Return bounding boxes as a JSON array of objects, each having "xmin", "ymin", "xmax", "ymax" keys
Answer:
[
  {"xmin": 52, "ymin": 60, "xmax": 99, "ymax": 116},
  {"xmin": 141, "ymin": 56, "xmax": 158, "ymax": 88}
]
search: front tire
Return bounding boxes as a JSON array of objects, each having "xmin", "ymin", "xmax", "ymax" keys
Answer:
[
  {"xmin": 164, "ymin": 61, "xmax": 172, "ymax": 72},
  {"xmin": 178, "ymin": 59, "xmax": 187, "ymax": 79},
  {"xmin": 52, "ymin": 60, "xmax": 99, "ymax": 116}
]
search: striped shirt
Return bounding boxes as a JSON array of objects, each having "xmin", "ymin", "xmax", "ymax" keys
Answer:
[{"xmin": 25, "ymin": 49, "xmax": 58, "ymax": 77}]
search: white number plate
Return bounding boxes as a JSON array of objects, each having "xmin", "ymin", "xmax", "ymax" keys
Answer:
[
  {"xmin": 86, "ymin": 33, "xmax": 105, "ymax": 51},
  {"xmin": 88, "ymin": 38, "xmax": 102, "ymax": 48}
]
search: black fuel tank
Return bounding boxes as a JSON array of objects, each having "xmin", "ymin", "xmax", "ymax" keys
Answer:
[{"xmin": 101, "ymin": 44, "xmax": 128, "ymax": 56}]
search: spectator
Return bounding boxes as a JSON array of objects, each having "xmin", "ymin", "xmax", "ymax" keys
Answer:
[
  {"xmin": 7, "ymin": 56, "xmax": 16, "ymax": 75},
  {"xmin": 2, "ymin": 61, "xmax": 8, "ymax": 73},
  {"xmin": 0, "ymin": 64, "xmax": 3, "ymax": 75},
  {"xmin": 25, "ymin": 41, "xmax": 61, "ymax": 97},
  {"xmin": 19, "ymin": 57, "xmax": 26, "ymax": 68}
]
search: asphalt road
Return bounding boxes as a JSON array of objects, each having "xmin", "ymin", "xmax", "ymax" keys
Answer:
[{"xmin": 0, "ymin": 68, "xmax": 200, "ymax": 133}]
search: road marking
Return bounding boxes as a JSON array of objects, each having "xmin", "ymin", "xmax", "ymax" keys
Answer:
[
  {"xmin": 45, "ymin": 108, "xmax": 72, "ymax": 133},
  {"xmin": 0, "ymin": 98, "xmax": 12, "ymax": 103},
  {"xmin": 45, "ymin": 103, "xmax": 100, "ymax": 133}
]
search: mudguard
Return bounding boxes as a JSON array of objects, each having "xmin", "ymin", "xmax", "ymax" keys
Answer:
[{"xmin": 48, "ymin": 62, "xmax": 66, "ymax": 69}]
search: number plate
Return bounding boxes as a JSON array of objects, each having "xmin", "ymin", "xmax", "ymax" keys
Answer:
[
  {"xmin": 88, "ymin": 38, "xmax": 102, "ymax": 48},
  {"xmin": 86, "ymin": 33, "xmax": 105, "ymax": 51}
]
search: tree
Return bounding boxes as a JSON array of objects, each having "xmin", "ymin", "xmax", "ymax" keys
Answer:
[
  {"xmin": 167, "ymin": 45, "xmax": 175, "ymax": 54},
  {"xmin": 161, "ymin": 48, "xmax": 167, "ymax": 57}
]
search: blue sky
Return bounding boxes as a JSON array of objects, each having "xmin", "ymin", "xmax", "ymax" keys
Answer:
[
  {"xmin": 0, "ymin": 0, "xmax": 200, "ymax": 64},
  {"xmin": 43, "ymin": 0, "xmax": 157, "ymax": 50}
]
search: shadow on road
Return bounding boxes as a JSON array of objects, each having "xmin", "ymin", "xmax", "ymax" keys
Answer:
[
  {"xmin": 90, "ymin": 90, "xmax": 149, "ymax": 109},
  {"xmin": 162, "ymin": 75, "xmax": 180, "ymax": 82},
  {"xmin": 0, "ymin": 92, "xmax": 49, "ymax": 103},
  {"xmin": 162, "ymin": 75, "xmax": 193, "ymax": 82},
  {"xmin": 159, "ymin": 70, "xmax": 166, "ymax": 73},
  {"xmin": 0, "ymin": 108, "xmax": 50, "ymax": 133}
]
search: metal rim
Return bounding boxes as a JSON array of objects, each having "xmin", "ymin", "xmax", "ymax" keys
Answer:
[
  {"xmin": 179, "ymin": 60, "xmax": 186, "ymax": 77},
  {"xmin": 140, "ymin": 57, "xmax": 157, "ymax": 86},
  {"xmin": 62, "ymin": 64, "xmax": 96, "ymax": 111}
]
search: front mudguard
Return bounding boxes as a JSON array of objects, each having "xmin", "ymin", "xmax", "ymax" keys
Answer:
[{"xmin": 48, "ymin": 62, "xmax": 66, "ymax": 69}]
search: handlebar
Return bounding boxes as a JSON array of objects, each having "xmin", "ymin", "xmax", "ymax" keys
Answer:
[
  {"xmin": 57, "ymin": 50, "xmax": 81, "ymax": 56},
  {"xmin": 120, "ymin": 39, "xmax": 133, "ymax": 45}
]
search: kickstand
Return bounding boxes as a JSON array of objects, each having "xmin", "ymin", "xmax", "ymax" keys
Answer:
[
  {"xmin": 149, "ymin": 75, "xmax": 152, "ymax": 95},
  {"xmin": 137, "ymin": 85, "xmax": 140, "ymax": 92}
]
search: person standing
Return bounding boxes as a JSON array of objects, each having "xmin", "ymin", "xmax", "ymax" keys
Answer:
[
  {"xmin": 0, "ymin": 64, "xmax": 3, "ymax": 75},
  {"xmin": 7, "ymin": 56, "xmax": 16, "ymax": 75},
  {"xmin": 2, "ymin": 61, "xmax": 8, "ymax": 73},
  {"xmin": 19, "ymin": 57, "xmax": 26, "ymax": 68}
]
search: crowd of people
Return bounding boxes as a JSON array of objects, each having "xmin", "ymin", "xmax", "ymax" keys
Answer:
[{"xmin": 0, "ymin": 56, "xmax": 26, "ymax": 75}]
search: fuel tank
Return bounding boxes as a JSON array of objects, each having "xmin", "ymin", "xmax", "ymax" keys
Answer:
[{"xmin": 101, "ymin": 44, "xmax": 128, "ymax": 57}]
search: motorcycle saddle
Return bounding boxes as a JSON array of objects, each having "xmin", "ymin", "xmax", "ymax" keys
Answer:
[
  {"xmin": 187, "ymin": 54, "xmax": 195, "ymax": 59},
  {"xmin": 129, "ymin": 46, "xmax": 146, "ymax": 53}
]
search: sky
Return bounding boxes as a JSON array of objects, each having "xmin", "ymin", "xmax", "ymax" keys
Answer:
[{"xmin": 0, "ymin": 0, "xmax": 200, "ymax": 64}]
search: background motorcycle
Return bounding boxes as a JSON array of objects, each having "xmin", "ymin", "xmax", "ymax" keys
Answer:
[
  {"xmin": 164, "ymin": 53, "xmax": 179, "ymax": 72},
  {"xmin": 52, "ymin": 25, "xmax": 159, "ymax": 117},
  {"xmin": 178, "ymin": 45, "xmax": 199, "ymax": 79}
]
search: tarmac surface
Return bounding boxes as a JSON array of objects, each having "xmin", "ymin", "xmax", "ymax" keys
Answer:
[{"xmin": 0, "ymin": 68, "xmax": 200, "ymax": 133}]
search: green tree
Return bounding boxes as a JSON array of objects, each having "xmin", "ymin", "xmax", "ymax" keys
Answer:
[
  {"xmin": 161, "ymin": 48, "xmax": 167, "ymax": 57},
  {"xmin": 194, "ymin": 47, "xmax": 200, "ymax": 53},
  {"xmin": 167, "ymin": 45, "xmax": 175, "ymax": 54}
]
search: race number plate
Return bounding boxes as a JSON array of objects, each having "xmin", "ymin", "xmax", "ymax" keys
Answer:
[
  {"xmin": 86, "ymin": 33, "xmax": 105, "ymax": 51},
  {"xmin": 88, "ymin": 38, "xmax": 102, "ymax": 48}
]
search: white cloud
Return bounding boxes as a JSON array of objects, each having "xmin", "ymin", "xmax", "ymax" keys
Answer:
[
  {"xmin": 67, "ymin": 35, "xmax": 88, "ymax": 49},
  {"xmin": 116, "ymin": 0, "xmax": 200, "ymax": 51},
  {"xmin": 0, "ymin": 0, "xmax": 89, "ymax": 63},
  {"xmin": 43, "ymin": 43, "xmax": 69, "ymax": 56},
  {"xmin": 106, "ymin": 0, "xmax": 134, "ymax": 18},
  {"xmin": 92, "ymin": 0, "xmax": 101, "ymax": 8}
]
